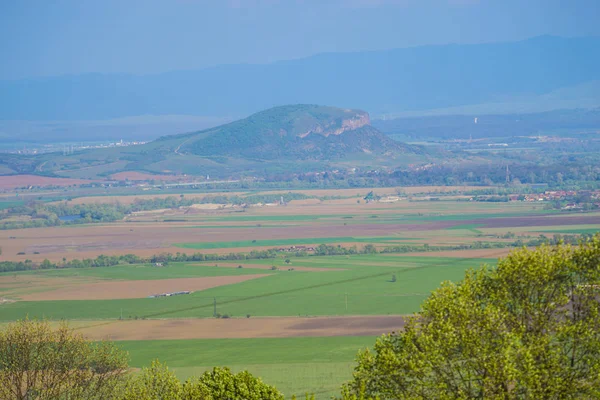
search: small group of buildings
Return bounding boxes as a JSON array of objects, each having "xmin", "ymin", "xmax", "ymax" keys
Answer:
[
  {"xmin": 522, "ymin": 190, "xmax": 600, "ymax": 202},
  {"xmin": 275, "ymin": 245, "xmax": 315, "ymax": 252},
  {"xmin": 148, "ymin": 291, "xmax": 191, "ymax": 299}
]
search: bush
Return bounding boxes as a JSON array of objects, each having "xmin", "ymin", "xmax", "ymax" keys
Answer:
[{"xmin": 0, "ymin": 319, "xmax": 128, "ymax": 400}]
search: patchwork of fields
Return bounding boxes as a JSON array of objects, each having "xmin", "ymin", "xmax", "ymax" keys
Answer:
[{"xmin": 1, "ymin": 187, "xmax": 598, "ymax": 398}]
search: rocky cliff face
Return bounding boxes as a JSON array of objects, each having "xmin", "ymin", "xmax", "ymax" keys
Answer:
[
  {"xmin": 330, "ymin": 112, "xmax": 371, "ymax": 136},
  {"xmin": 297, "ymin": 111, "xmax": 371, "ymax": 138}
]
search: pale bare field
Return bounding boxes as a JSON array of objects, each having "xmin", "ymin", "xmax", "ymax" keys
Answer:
[
  {"xmin": 0, "ymin": 275, "xmax": 100, "ymax": 300},
  {"xmin": 110, "ymin": 171, "xmax": 180, "ymax": 181},
  {"xmin": 383, "ymin": 248, "xmax": 516, "ymax": 259},
  {"xmin": 260, "ymin": 186, "xmax": 487, "ymax": 197},
  {"xmin": 72, "ymin": 315, "xmax": 407, "ymax": 340},
  {"xmin": 58, "ymin": 192, "xmax": 249, "ymax": 205},
  {"xmin": 20, "ymin": 275, "xmax": 269, "ymax": 301},
  {"xmin": 0, "ymin": 175, "xmax": 94, "ymax": 190}
]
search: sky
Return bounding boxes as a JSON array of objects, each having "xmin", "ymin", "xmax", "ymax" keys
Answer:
[{"xmin": 1, "ymin": 0, "xmax": 599, "ymax": 80}]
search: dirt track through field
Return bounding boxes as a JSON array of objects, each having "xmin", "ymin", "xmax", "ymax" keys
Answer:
[
  {"xmin": 76, "ymin": 315, "xmax": 406, "ymax": 340},
  {"xmin": 21, "ymin": 275, "xmax": 269, "ymax": 301}
]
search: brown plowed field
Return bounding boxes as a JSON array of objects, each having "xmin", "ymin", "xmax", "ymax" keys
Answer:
[
  {"xmin": 76, "ymin": 315, "xmax": 407, "ymax": 340},
  {"xmin": 384, "ymin": 248, "xmax": 517, "ymax": 259},
  {"xmin": 21, "ymin": 275, "xmax": 269, "ymax": 301},
  {"xmin": 472, "ymin": 215, "xmax": 600, "ymax": 228},
  {"xmin": 0, "ymin": 175, "xmax": 94, "ymax": 190},
  {"xmin": 0, "ymin": 275, "xmax": 100, "ymax": 300}
]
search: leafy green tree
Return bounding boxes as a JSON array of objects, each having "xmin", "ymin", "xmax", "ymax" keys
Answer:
[
  {"xmin": 122, "ymin": 362, "xmax": 283, "ymax": 400},
  {"xmin": 194, "ymin": 367, "xmax": 284, "ymax": 400},
  {"xmin": 339, "ymin": 237, "xmax": 600, "ymax": 399},
  {"xmin": 0, "ymin": 319, "xmax": 129, "ymax": 400},
  {"xmin": 120, "ymin": 360, "xmax": 205, "ymax": 400}
]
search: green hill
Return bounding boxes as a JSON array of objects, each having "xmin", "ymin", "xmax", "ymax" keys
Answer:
[
  {"xmin": 1, "ymin": 105, "xmax": 424, "ymax": 179},
  {"xmin": 159, "ymin": 105, "xmax": 414, "ymax": 160}
]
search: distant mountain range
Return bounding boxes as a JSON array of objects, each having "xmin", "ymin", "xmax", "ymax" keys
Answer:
[
  {"xmin": 1, "ymin": 35, "xmax": 599, "ymax": 127},
  {"xmin": 0, "ymin": 105, "xmax": 424, "ymax": 178}
]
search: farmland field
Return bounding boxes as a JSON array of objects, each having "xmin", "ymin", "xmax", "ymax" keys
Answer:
[
  {"xmin": 1, "ymin": 186, "xmax": 597, "ymax": 398},
  {"xmin": 120, "ymin": 336, "xmax": 378, "ymax": 398}
]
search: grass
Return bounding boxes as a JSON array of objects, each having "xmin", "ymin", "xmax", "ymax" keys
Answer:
[
  {"xmin": 119, "ymin": 336, "xmax": 376, "ymax": 398},
  {"xmin": 0, "ymin": 263, "xmax": 271, "ymax": 281},
  {"xmin": 175, "ymin": 236, "xmax": 418, "ymax": 250},
  {"xmin": 0, "ymin": 255, "xmax": 494, "ymax": 321}
]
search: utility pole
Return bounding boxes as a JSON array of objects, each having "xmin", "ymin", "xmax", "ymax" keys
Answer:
[{"xmin": 213, "ymin": 297, "xmax": 217, "ymax": 317}]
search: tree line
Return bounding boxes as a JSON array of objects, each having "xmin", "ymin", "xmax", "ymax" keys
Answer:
[
  {"xmin": 0, "ymin": 192, "xmax": 311, "ymax": 230},
  {"xmin": 1, "ymin": 233, "xmax": 591, "ymax": 274}
]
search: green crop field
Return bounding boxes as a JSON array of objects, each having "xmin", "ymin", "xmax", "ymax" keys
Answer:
[
  {"xmin": 0, "ymin": 255, "xmax": 494, "ymax": 321},
  {"xmin": 6, "ymin": 263, "xmax": 270, "ymax": 281},
  {"xmin": 120, "ymin": 336, "xmax": 376, "ymax": 398}
]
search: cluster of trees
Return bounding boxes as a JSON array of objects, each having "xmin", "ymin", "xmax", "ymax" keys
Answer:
[
  {"xmin": 0, "ymin": 193, "xmax": 312, "ymax": 230},
  {"xmin": 3, "ymin": 233, "xmax": 594, "ymax": 274},
  {"xmin": 208, "ymin": 161, "xmax": 600, "ymax": 190},
  {"xmin": 313, "ymin": 244, "xmax": 377, "ymax": 256},
  {"xmin": 0, "ymin": 249, "xmax": 281, "ymax": 273},
  {"xmin": 340, "ymin": 236, "xmax": 600, "ymax": 399}
]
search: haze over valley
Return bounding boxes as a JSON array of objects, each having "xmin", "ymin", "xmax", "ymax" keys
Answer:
[{"xmin": 1, "ymin": 1, "xmax": 600, "ymax": 399}]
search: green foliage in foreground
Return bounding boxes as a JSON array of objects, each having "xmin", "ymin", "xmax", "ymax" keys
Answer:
[
  {"xmin": 341, "ymin": 237, "xmax": 600, "ymax": 399},
  {"xmin": 0, "ymin": 319, "xmax": 129, "ymax": 400},
  {"xmin": 0, "ymin": 320, "xmax": 288, "ymax": 400},
  {"xmin": 123, "ymin": 361, "xmax": 284, "ymax": 400}
]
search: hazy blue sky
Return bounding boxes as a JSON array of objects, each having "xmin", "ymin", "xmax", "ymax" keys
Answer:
[{"xmin": 1, "ymin": 0, "xmax": 599, "ymax": 80}]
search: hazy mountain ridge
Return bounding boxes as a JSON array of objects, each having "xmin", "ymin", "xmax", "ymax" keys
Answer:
[{"xmin": 1, "ymin": 36, "xmax": 599, "ymax": 122}]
